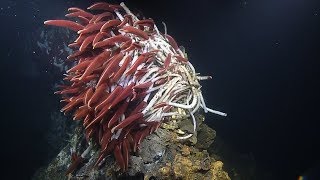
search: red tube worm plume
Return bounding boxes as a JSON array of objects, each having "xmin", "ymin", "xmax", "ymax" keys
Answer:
[{"xmin": 44, "ymin": 2, "xmax": 226, "ymax": 174}]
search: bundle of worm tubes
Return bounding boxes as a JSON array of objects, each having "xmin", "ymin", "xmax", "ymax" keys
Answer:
[{"xmin": 44, "ymin": 2, "xmax": 226, "ymax": 174}]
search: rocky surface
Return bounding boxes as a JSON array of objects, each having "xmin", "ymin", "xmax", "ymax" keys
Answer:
[{"xmin": 33, "ymin": 114, "xmax": 230, "ymax": 180}]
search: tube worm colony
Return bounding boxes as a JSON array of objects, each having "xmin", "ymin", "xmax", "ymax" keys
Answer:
[{"xmin": 44, "ymin": 2, "xmax": 226, "ymax": 174}]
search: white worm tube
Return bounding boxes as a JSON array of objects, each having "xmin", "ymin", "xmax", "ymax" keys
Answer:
[{"xmin": 205, "ymin": 107, "xmax": 227, "ymax": 116}]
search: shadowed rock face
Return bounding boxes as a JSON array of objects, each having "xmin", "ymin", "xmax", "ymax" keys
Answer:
[{"xmin": 33, "ymin": 114, "xmax": 230, "ymax": 180}]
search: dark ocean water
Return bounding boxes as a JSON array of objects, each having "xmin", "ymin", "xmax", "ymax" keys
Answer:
[{"xmin": 1, "ymin": 0, "xmax": 320, "ymax": 179}]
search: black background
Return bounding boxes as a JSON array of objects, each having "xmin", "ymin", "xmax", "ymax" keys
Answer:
[{"xmin": 1, "ymin": 0, "xmax": 320, "ymax": 179}]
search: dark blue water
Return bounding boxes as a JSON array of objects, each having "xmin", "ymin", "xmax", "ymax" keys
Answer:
[{"xmin": 1, "ymin": 0, "xmax": 320, "ymax": 179}]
